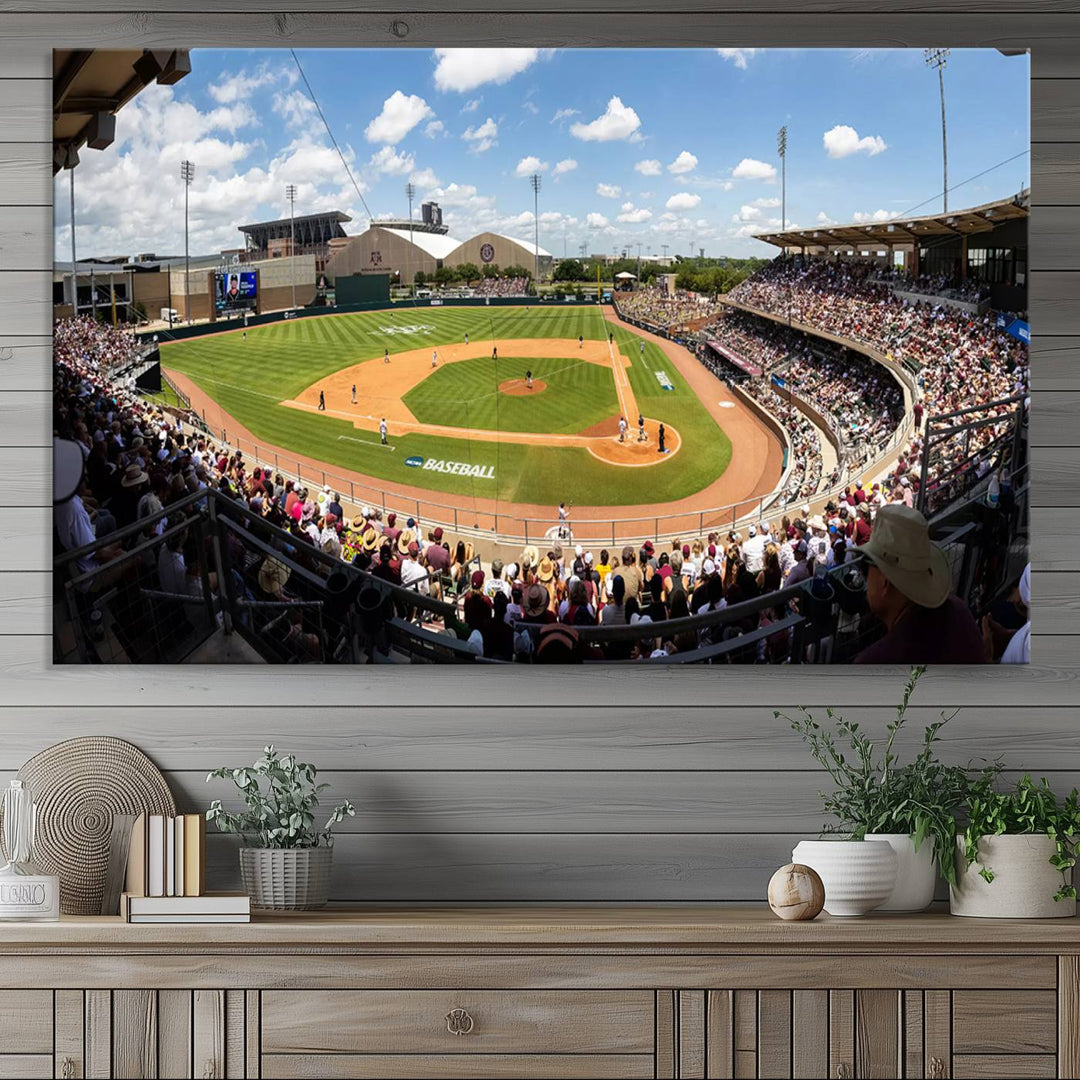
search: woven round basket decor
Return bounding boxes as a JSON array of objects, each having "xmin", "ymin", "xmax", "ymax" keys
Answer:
[{"xmin": 16, "ymin": 736, "xmax": 175, "ymax": 914}]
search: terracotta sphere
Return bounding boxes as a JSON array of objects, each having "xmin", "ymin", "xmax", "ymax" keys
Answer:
[{"xmin": 768, "ymin": 862, "xmax": 826, "ymax": 921}]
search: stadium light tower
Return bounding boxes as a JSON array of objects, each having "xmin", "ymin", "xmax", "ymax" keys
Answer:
[
  {"xmin": 924, "ymin": 49, "xmax": 950, "ymax": 212},
  {"xmin": 285, "ymin": 184, "xmax": 297, "ymax": 310},
  {"xmin": 529, "ymin": 172, "xmax": 542, "ymax": 286},
  {"xmin": 404, "ymin": 182, "xmax": 415, "ymax": 290},
  {"xmin": 180, "ymin": 160, "xmax": 195, "ymax": 324},
  {"xmin": 777, "ymin": 125, "xmax": 787, "ymax": 244}
]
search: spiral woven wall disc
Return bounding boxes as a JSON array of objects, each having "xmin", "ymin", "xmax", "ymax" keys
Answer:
[{"xmin": 17, "ymin": 737, "xmax": 175, "ymax": 914}]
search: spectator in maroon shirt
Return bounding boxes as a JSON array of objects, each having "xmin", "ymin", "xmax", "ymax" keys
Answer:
[
  {"xmin": 855, "ymin": 505, "xmax": 985, "ymax": 664},
  {"xmin": 463, "ymin": 569, "xmax": 493, "ymax": 630}
]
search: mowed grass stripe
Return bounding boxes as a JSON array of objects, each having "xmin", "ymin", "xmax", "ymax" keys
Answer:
[
  {"xmin": 403, "ymin": 356, "xmax": 619, "ymax": 435},
  {"xmin": 162, "ymin": 306, "xmax": 733, "ymax": 507}
]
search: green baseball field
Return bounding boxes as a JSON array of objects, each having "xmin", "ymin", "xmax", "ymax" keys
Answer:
[{"xmin": 159, "ymin": 305, "xmax": 733, "ymax": 509}]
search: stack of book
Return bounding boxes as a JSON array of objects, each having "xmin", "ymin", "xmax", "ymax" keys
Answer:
[{"xmin": 121, "ymin": 813, "xmax": 250, "ymax": 923}]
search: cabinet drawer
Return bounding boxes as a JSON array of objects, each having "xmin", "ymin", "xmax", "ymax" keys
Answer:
[
  {"xmin": 261, "ymin": 990, "xmax": 655, "ymax": 1055},
  {"xmin": 953, "ymin": 990, "xmax": 1057, "ymax": 1054},
  {"xmin": 953, "ymin": 1054, "xmax": 1056, "ymax": 1078},
  {"xmin": 262, "ymin": 1052, "xmax": 655, "ymax": 1079},
  {"xmin": 0, "ymin": 992, "xmax": 52, "ymax": 1054}
]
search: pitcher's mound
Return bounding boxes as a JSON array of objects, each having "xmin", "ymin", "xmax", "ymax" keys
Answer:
[{"xmin": 499, "ymin": 378, "xmax": 547, "ymax": 397}]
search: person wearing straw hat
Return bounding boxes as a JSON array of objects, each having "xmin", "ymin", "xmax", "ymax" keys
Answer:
[
  {"xmin": 522, "ymin": 583, "xmax": 555, "ymax": 625},
  {"xmin": 853, "ymin": 505, "xmax": 985, "ymax": 664},
  {"xmin": 536, "ymin": 555, "xmax": 556, "ymax": 589}
]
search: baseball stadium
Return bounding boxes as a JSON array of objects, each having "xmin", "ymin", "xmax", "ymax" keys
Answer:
[{"xmin": 52, "ymin": 47, "xmax": 1031, "ymax": 665}]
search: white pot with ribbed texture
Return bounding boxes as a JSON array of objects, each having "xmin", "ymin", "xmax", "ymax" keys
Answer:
[
  {"xmin": 864, "ymin": 833, "xmax": 937, "ymax": 912},
  {"xmin": 791, "ymin": 839, "xmax": 898, "ymax": 917},
  {"xmin": 950, "ymin": 835, "xmax": 1076, "ymax": 919}
]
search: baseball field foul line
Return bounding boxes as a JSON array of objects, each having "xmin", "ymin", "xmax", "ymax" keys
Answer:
[{"xmin": 339, "ymin": 435, "xmax": 395, "ymax": 451}]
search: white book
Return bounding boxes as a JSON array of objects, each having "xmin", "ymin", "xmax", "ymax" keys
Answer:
[
  {"xmin": 174, "ymin": 817, "xmax": 185, "ymax": 897},
  {"xmin": 129, "ymin": 914, "xmax": 250, "ymax": 924},
  {"xmin": 126, "ymin": 893, "xmax": 250, "ymax": 916},
  {"xmin": 147, "ymin": 815, "xmax": 165, "ymax": 897},
  {"xmin": 165, "ymin": 817, "xmax": 175, "ymax": 897}
]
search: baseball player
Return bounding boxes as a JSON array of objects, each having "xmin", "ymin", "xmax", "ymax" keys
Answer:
[
  {"xmin": 618, "ymin": 416, "xmax": 627, "ymax": 443},
  {"xmin": 380, "ymin": 418, "xmax": 388, "ymax": 445},
  {"xmin": 464, "ymin": 331, "xmax": 469, "ymax": 345},
  {"xmin": 432, "ymin": 349, "xmax": 438, "ymax": 368},
  {"xmin": 578, "ymin": 334, "xmax": 583, "ymax": 349},
  {"xmin": 318, "ymin": 390, "xmax": 326, "ymax": 411},
  {"xmin": 351, "ymin": 384, "xmax": 357, "ymax": 405},
  {"xmin": 637, "ymin": 414, "xmax": 646, "ymax": 442},
  {"xmin": 526, "ymin": 370, "xmax": 533, "ymax": 390},
  {"xmin": 384, "ymin": 348, "xmax": 390, "ymax": 364}
]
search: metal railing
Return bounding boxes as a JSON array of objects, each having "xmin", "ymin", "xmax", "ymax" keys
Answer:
[{"xmin": 53, "ymin": 477, "xmax": 1027, "ymax": 665}]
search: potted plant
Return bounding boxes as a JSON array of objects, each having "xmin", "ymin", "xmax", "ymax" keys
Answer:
[
  {"xmin": 951, "ymin": 773, "xmax": 1080, "ymax": 919},
  {"xmin": 206, "ymin": 746, "xmax": 355, "ymax": 910},
  {"xmin": 779, "ymin": 667, "xmax": 979, "ymax": 914}
]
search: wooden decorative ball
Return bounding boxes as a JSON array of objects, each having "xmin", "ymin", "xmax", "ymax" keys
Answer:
[{"xmin": 768, "ymin": 863, "xmax": 826, "ymax": 921}]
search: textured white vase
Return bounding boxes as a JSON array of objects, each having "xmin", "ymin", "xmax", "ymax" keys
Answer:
[
  {"xmin": 791, "ymin": 839, "xmax": 898, "ymax": 916},
  {"xmin": 865, "ymin": 833, "xmax": 937, "ymax": 912},
  {"xmin": 949, "ymin": 834, "xmax": 1077, "ymax": 919}
]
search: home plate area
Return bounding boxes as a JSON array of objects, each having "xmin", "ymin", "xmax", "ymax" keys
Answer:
[{"xmin": 281, "ymin": 337, "xmax": 680, "ymax": 468}]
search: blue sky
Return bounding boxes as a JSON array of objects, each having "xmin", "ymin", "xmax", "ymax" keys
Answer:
[{"xmin": 55, "ymin": 47, "xmax": 1029, "ymax": 261}]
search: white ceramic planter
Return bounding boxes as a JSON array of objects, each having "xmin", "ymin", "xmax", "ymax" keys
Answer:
[
  {"xmin": 949, "ymin": 834, "xmax": 1076, "ymax": 919},
  {"xmin": 864, "ymin": 833, "xmax": 937, "ymax": 913},
  {"xmin": 791, "ymin": 839, "xmax": 898, "ymax": 917}
]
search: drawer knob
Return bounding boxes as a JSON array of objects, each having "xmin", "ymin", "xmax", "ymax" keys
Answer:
[
  {"xmin": 928, "ymin": 1056, "xmax": 947, "ymax": 1079},
  {"xmin": 446, "ymin": 1007, "xmax": 475, "ymax": 1036},
  {"xmin": 835, "ymin": 1066, "xmax": 849, "ymax": 1079},
  {"xmin": 60, "ymin": 1058, "xmax": 77, "ymax": 1080}
]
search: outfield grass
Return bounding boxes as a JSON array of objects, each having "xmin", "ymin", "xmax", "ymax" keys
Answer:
[
  {"xmin": 403, "ymin": 355, "xmax": 619, "ymax": 435},
  {"xmin": 161, "ymin": 305, "xmax": 732, "ymax": 507}
]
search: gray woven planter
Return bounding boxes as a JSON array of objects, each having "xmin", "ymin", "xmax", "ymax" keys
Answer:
[{"xmin": 239, "ymin": 846, "xmax": 332, "ymax": 910}]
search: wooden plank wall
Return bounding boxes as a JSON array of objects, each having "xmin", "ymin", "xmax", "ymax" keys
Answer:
[{"xmin": 2, "ymin": 3, "xmax": 1077, "ymax": 903}]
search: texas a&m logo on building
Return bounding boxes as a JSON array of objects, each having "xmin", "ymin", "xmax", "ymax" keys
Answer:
[{"xmin": 479, "ymin": 243, "xmax": 495, "ymax": 263}]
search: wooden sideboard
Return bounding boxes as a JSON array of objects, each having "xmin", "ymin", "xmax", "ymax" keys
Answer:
[{"xmin": 1, "ymin": 908, "xmax": 1078, "ymax": 1079}]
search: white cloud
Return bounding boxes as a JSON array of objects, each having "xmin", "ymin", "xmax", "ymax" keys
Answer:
[
  {"xmin": 273, "ymin": 90, "xmax": 317, "ymax": 131},
  {"xmin": 668, "ymin": 150, "xmax": 698, "ymax": 175},
  {"xmin": 716, "ymin": 48, "xmax": 760, "ymax": 70},
  {"xmin": 731, "ymin": 157, "xmax": 777, "ymax": 181},
  {"xmin": 596, "ymin": 182, "xmax": 622, "ymax": 198},
  {"xmin": 208, "ymin": 67, "xmax": 283, "ymax": 104},
  {"xmin": 617, "ymin": 203, "xmax": 652, "ymax": 224},
  {"xmin": 429, "ymin": 181, "xmax": 495, "ymax": 211},
  {"xmin": 634, "ymin": 159, "xmax": 663, "ymax": 176},
  {"xmin": 552, "ymin": 107, "xmax": 579, "ymax": 122},
  {"xmin": 514, "ymin": 155, "xmax": 548, "ymax": 178},
  {"xmin": 461, "ymin": 98, "xmax": 481, "ymax": 113},
  {"xmin": 368, "ymin": 145, "xmax": 415, "ymax": 176},
  {"xmin": 409, "ymin": 166, "xmax": 441, "ymax": 189},
  {"xmin": 586, "ymin": 212, "xmax": 610, "ymax": 228},
  {"xmin": 816, "ymin": 211, "xmax": 837, "ymax": 225},
  {"xmin": 433, "ymin": 48, "xmax": 551, "ymax": 93},
  {"xmin": 523, "ymin": 101, "xmax": 539, "ymax": 115},
  {"xmin": 852, "ymin": 208, "xmax": 900, "ymax": 223},
  {"xmin": 666, "ymin": 192, "xmax": 701, "ymax": 211},
  {"xmin": 732, "ymin": 204, "xmax": 761, "ymax": 222},
  {"xmin": 639, "ymin": 190, "xmax": 655, "ymax": 198},
  {"xmin": 552, "ymin": 158, "xmax": 577, "ymax": 177},
  {"xmin": 462, "ymin": 117, "xmax": 498, "ymax": 153},
  {"xmin": 823, "ymin": 124, "xmax": 887, "ymax": 158},
  {"xmin": 752, "ymin": 197, "xmax": 781, "ymax": 208},
  {"xmin": 571, "ymin": 96, "xmax": 642, "ymax": 142},
  {"xmin": 364, "ymin": 91, "xmax": 434, "ymax": 144},
  {"xmin": 423, "ymin": 120, "xmax": 445, "ymax": 138}
]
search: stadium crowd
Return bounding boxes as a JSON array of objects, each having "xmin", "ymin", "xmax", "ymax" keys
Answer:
[
  {"xmin": 54, "ymin": 315, "xmax": 1025, "ymax": 666},
  {"xmin": 471, "ymin": 275, "xmax": 530, "ymax": 298},
  {"xmin": 873, "ymin": 267, "xmax": 990, "ymax": 305},
  {"xmin": 700, "ymin": 309, "xmax": 792, "ymax": 373},
  {"xmin": 616, "ymin": 286, "xmax": 724, "ymax": 332}
]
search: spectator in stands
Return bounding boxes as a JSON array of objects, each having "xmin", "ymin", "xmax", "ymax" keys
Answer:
[{"xmin": 854, "ymin": 505, "xmax": 985, "ymax": 663}]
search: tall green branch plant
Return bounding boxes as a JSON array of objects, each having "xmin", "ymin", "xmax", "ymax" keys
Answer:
[{"xmin": 776, "ymin": 667, "xmax": 993, "ymax": 886}]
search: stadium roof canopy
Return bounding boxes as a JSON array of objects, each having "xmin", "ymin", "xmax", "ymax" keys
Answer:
[
  {"xmin": 752, "ymin": 192, "xmax": 1029, "ymax": 250},
  {"xmin": 238, "ymin": 211, "xmax": 352, "ymax": 236},
  {"xmin": 371, "ymin": 227, "xmax": 465, "ymax": 261},
  {"xmin": 495, "ymin": 233, "xmax": 552, "ymax": 258},
  {"xmin": 54, "ymin": 49, "xmax": 190, "ymax": 173}
]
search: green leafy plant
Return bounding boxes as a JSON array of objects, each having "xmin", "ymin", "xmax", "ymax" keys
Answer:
[
  {"xmin": 960, "ymin": 773, "xmax": 1080, "ymax": 902},
  {"xmin": 775, "ymin": 667, "xmax": 990, "ymax": 887},
  {"xmin": 206, "ymin": 746, "xmax": 355, "ymax": 849}
]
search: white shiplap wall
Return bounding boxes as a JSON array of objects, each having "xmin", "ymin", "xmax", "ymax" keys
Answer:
[{"xmin": 2, "ymin": 3, "xmax": 1078, "ymax": 901}]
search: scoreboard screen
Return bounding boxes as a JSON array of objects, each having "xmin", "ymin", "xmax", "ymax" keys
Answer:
[{"xmin": 215, "ymin": 271, "xmax": 257, "ymax": 314}]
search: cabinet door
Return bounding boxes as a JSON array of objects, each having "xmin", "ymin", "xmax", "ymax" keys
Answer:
[{"xmin": 0, "ymin": 990, "xmax": 53, "ymax": 1078}]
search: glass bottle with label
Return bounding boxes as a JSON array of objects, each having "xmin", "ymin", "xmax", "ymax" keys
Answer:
[{"xmin": 0, "ymin": 779, "xmax": 60, "ymax": 920}]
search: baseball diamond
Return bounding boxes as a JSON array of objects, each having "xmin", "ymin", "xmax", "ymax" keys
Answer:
[{"xmin": 160, "ymin": 304, "xmax": 784, "ymax": 538}]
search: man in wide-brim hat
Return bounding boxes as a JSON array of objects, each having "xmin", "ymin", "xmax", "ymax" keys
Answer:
[
  {"xmin": 396, "ymin": 528, "xmax": 415, "ymax": 556},
  {"xmin": 536, "ymin": 555, "xmax": 555, "ymax": 585},
  {"xmin": 523, "ymin": 583, "xmax": 551, "ymax": 620},
  {"xmin": 853, "ymin": 504, "xmax": 985, "ymax": 664},
  {"xmin": 258, "ymin": 556, "xmax": 291, "ymax": 598}
]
